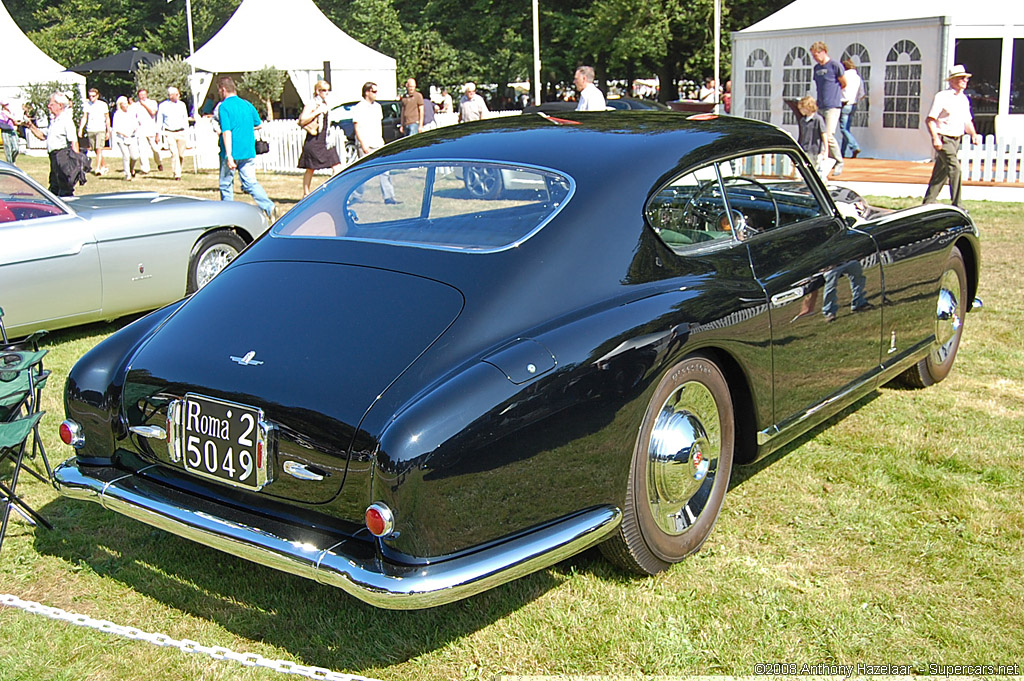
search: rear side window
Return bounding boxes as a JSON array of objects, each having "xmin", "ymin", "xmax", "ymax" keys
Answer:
[{"xmin": 275, "ymin": 161, "xmax": 573, "ymax": 252}]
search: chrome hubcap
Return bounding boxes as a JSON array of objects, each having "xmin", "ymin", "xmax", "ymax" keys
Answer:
[
  {"xmin": 196, "ymin": 244, "xmax": 239, "ymax": 289},
  {"xmin": 932, "ymin": 267, "xmax": 962, "ymax": 365},
  {"xmin": 647, "ymin": 381, "xmax": 721, "ymax": 536}
]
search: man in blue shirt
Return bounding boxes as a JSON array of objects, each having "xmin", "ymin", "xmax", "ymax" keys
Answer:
[
  {"xmin": 216, "ymin": 77, "xmax": 275, "ymax": 219},
  {"xmin": 811, "ymin": 41, "xmax": 847, "ymax": 177}
]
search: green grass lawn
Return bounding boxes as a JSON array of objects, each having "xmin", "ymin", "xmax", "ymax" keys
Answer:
[{"xmin": 1, "ymin": 157, "xmax": 1022, "ymax": 680}]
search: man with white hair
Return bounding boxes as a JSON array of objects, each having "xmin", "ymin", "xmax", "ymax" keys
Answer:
[
  {"xmin": 574, "ymin": 66, "xmax": 606, "ymax": 111},
  {"xmin": 459, "ymin": 82, "xmax": 489, "ymax": 122},
  {"xmin": 158, "ymin": 86, "xmax": 190, "ymax": 180},
  {"xmin": 25, "ymin": 92, "xmax": 82, "ymax": 195}
]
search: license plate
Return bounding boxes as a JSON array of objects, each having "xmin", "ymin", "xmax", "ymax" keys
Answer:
[{"xmin": 170, "ymin": 394, "xmax": 273, "ymax": 491}]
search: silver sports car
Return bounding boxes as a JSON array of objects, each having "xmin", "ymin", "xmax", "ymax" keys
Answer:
[{"xmin": 0, "ymin": 160, "xmax": 269, "ymax": 339}]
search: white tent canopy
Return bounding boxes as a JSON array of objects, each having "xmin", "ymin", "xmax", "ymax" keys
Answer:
[
  {"xmin": 732, "ymin": 0, "xmax": 1024, "ymax": 160},
  {"xmin": 741, "ymin": 0, "xmax": 1022, "ymax": 33},
  {"xmin": 186, "ymin": 0, "xmax": 397, "ymax": 112},
  {"xmin": 0, "ymin": 1, "xmax": 84, "ymax": 103}
]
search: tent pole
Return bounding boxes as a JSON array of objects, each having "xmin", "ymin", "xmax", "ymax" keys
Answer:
[
  {"xmin": 532, "ymin": 0, "xmax": 541, "ymax": 106},
  {"xmin": 186, "ymin": 0, "xmax": 195, "ymax": 74},
  {"xmin": 714, "ymin": 0, "xmax": 721, "ymax": 113}
]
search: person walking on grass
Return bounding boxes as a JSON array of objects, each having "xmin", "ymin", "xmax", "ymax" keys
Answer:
[{"xmin": 215, "ymin": 77, "xmax": 276, "ymax": 220}]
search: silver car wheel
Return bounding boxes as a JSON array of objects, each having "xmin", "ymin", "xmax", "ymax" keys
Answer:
[
  {"xmin": 897, "ymin": 246, "xmax": 968, "ymax": 388},
  {"xmin": 196, "ymin": 243, "xmax": 239, "ymax": 288},
  {"xmin": 647, "ymin": 380, "xmax": 721, "ymax": 536},
  {"xmin": 932, "ymin": 266, "xmax": 963, "ymax": 366},
  {"xmin": 187, "ymin": 231, "xmax": 247, "ymax": 294}
]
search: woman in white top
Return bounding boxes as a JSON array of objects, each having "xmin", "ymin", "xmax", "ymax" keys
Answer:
[{"xmin": 111, "ymin": 96, "xmax": 141, "ymax": 180}]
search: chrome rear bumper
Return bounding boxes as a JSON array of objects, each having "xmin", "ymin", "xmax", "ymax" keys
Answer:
[{"xmin": 52, "ymin": 458, "xmax": 621, "ymax": 609}]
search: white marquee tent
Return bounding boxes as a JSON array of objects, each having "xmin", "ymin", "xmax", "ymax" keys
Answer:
[
  {"xmin": 731, "ymin": 0, "xmax": 1024, "ymax": 159},
  {"xmin": 0, "ymin": 1, "xmax": 84, "ymax": 104},
  {"xmin": 186, "ymin": 0, "xmax": 397, "ymax": 114}
]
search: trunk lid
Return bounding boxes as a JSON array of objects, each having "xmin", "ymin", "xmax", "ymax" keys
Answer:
[{"xmin": 122, "ymin": 260, "xmax": 464, "ymax": 504}]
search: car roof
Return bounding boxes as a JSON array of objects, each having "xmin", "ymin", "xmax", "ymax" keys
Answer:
[{"xmin": 362, "ymin": 111, "xmax": 796, "ymax": 191}]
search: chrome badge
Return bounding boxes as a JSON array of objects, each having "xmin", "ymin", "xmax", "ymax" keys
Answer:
[{"xmin": 230, "ymin": 350, "xmax": 264, "ymax": 366}]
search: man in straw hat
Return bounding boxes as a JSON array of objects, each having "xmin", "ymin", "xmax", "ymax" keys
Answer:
[{"xmin": 923, "ymin": 65, "xmax": 980, "ymax": 208}]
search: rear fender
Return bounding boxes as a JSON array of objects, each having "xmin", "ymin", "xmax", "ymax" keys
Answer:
[{"xmin": 64, "ymin": 300, "xmax": 185, "ymax": 465}]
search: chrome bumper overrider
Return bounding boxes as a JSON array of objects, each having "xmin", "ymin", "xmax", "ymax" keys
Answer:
[{"xmin": 52, "ymin": 459, "xmax": 622, "ymax": 609}]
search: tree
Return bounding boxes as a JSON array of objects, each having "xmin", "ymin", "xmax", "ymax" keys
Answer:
[
  {"xmin": 239, "ymin": 66, "xmax": 287, "ymax": 120},
  {"xmin": 20, "ymin": 81, "xmax": 85, "ymax": 127},
  {"xmin": 134, "ymin": 56, "xmax": 193, "ymax": 103}
]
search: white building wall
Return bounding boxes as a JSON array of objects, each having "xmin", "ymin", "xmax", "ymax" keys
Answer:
[{"xmin": 733, "ymin": 18, "xmax": 945, "ymax": 160}]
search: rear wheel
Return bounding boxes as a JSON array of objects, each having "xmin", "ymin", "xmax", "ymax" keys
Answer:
[
  {"xmin": 187, "ymin": 231, "xmax": 246, "ymax": 294},
  {"xmin": 898, "ymin": 247, "xmax": 968, "ymax": 388},
  {"xmin": 601, "ymin": 355, "xmax": 734, "ymax": 574}
]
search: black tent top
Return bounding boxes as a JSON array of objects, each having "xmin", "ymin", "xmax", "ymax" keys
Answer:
[{"xmin": 67, "ymin": 49, "xmax": 161, "ymax": 74}]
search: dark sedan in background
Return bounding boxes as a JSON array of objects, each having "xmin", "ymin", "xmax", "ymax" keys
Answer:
[{"xmin": 54, "ymin": 112, "xmax": 979, "ymax": 609}]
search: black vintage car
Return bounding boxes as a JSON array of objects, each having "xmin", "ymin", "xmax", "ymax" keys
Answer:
[{"xmin": 54, "ymin": 112, "xmax": 980, "ymax": 609}]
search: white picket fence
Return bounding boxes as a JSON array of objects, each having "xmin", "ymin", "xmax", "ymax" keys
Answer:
[{"xmin": 960, "ymin": 135, "xmax": 1024, "ymax": 183}]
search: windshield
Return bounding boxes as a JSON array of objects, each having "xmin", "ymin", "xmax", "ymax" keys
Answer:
[{"xmin": 274, "ymin": 161, "xmax": 574, "ymax": 252}]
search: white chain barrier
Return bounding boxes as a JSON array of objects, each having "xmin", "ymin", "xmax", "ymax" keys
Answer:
[{"xmin": 1, "ymin": 594, "xmax": 381, "ymax": 681}]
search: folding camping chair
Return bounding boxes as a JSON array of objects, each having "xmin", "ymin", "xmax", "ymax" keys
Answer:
[{"xmin": 0, "ymin": 307, "xmax": 53, "ymax": 556}]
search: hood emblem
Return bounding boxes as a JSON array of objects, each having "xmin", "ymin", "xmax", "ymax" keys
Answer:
[{"xmin": 231, "ymin": 350, "xmax": 264, "ymax": 366}]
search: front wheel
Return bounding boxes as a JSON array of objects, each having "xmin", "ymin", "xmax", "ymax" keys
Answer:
[
  {"xmin": 898, "ymin": 246, "xmax": 968, "ymax": 388},
  {"xmin": 601, "ymin": 355, "xmax": 735, "ymax": 575},
  {"xmin": 187, "ymin": 231, "xmax": 246, "ymax": 294}
]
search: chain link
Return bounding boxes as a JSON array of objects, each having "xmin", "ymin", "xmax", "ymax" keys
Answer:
[{"xmin": 1, "ymin": 594, "xmax": 380, "ymax": 681}]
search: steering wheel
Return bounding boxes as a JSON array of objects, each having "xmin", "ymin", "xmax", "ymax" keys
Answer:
[
  {"xmin": 679, "ymin": 179, "xmax": 726, "ymax": 231},
  {"xmin": 721, "ymin": 176, "xmax": 779, "ymax": 236}
]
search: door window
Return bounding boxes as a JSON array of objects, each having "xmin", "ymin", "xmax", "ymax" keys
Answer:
[{"xmin": 0, "ymin": 172, "xmax": 66, "ymax": 223}]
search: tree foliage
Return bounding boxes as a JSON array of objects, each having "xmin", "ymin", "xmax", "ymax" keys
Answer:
[
  {"xmin": 6, "ymin": 0, "xmax": 790, "ymax": 105},
  {"xmin": 239, "ymin": 66, "xmax": 288, "ymax": 120},
  {"xmin": 134, "ymin": 56, "xmax": 193, "ymax": 102},
  {"xmin": 20, "ymin": 81, "xmax": 85, "ymax": 126}
]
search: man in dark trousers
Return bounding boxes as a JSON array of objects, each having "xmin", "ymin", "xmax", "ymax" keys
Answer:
[{"xmin": 923, "ymin": 65, "xmax": 980, "ymax": 209}]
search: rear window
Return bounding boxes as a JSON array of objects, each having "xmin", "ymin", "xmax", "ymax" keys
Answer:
[{"xmin": 274, "ymin": 161, "xmax": 573, "ymax": 252}]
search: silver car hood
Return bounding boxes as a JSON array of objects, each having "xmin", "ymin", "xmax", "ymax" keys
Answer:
[{"xmin": 66, "ymin": 192, "xmax": 205, "ymax": 214}]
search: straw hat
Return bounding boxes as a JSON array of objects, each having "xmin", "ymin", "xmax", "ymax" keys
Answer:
[{"xmin": 947, "ymin": 65, "xmax": 972, "ymax": 80}]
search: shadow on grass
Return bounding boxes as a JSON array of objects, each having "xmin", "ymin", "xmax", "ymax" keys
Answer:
[
  {"xmin": 31, "ymin": 493, "xmax": 561, "ymax": 673},
  {"xmin": 729, "ymin": 390, "xmax": 881, "ymax": 488}
]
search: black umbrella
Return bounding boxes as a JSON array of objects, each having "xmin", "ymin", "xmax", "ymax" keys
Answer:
[{"xmin": 67, "ymin": 49, "xmax": 162, "ymax": 74}]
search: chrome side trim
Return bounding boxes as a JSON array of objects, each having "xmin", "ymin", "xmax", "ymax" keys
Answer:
[
  {"xmin": 52, "ymin": 459, "xmax": 621, "ymax": 610},
  {"xmin": 757, "ymin": 341, "xmax": 930, "ymax": 447}
]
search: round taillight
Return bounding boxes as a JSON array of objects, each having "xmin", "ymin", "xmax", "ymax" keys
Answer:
[
  {"xmin": 364, "ymin": 503, "xmax": 394, "ymax": 538},
  {"xmin": 59, "ymin": 420, "xmax": 85, "ymax": 449}
]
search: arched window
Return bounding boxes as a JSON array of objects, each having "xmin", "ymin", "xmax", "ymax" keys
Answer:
[
  {"xmin": 841, "ymin": 43, "xmax": 871, "ymax": 127},
  {"xmin": 744, "ymin": 49, "xmax": 772, "ymax": 122},
  {"xmin": 782, "ymin": 47, "xmax": 813, "ymax": 125},
  {"xmin": 884, "ymin": 40, "xmax": 922, "ymax": 129}
]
